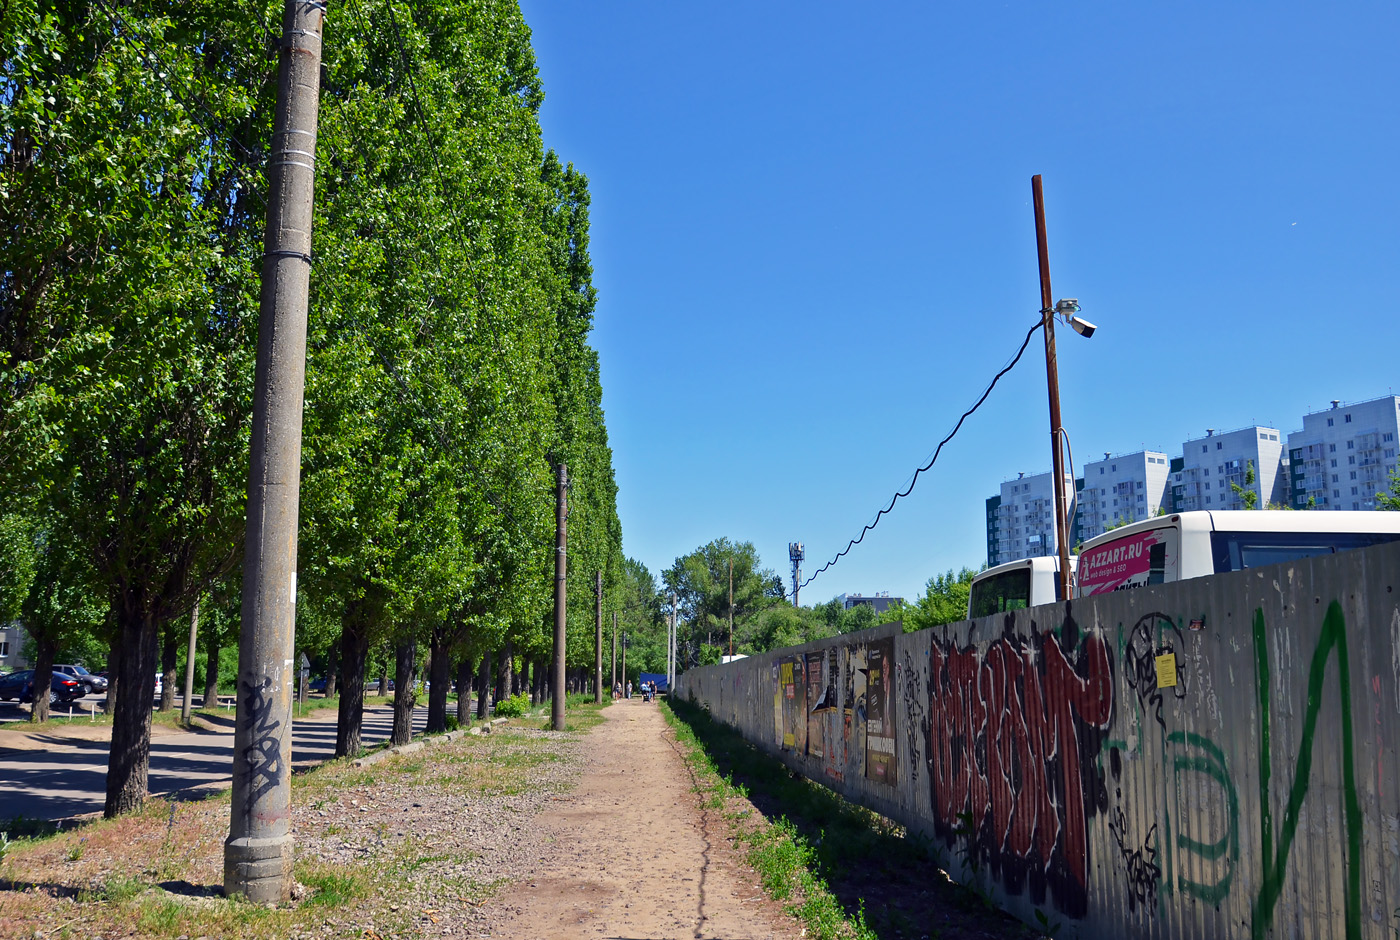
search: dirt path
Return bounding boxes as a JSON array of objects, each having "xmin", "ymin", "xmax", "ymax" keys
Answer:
[{"xmin": 498, "ymin": 697, "xmax": 799, "ymax": 940}]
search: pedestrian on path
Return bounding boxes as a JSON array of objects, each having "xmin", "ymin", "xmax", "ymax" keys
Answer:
[{"xmin": 626, "ymin": 680, "xmax": 632, "ymax": 699}]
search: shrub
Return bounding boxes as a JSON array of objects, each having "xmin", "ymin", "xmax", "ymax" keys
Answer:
[{"xmin": 493, "ymin": 693, "xmax": 529, "ymax": 718}]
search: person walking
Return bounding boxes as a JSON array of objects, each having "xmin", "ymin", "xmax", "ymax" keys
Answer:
[{"xmin": 626, "ymin": 680, "xmax": 633, "ymax": 700}]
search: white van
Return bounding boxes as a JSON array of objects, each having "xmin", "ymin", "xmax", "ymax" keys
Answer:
[
  {"xmin": 968, "ymin": 555, "xmax": 1075, "ymax": 619},
  {"xmin": 1075, "ymin": 510, "xmax": 1400, "ymax": 597}
]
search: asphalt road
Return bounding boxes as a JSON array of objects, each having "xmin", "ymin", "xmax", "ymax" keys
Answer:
[{"xmin": 0, "ymin": 701, "xmax": 431, "ymax": 822}]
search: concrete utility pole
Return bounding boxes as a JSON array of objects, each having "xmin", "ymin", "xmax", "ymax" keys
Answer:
[
  {"xmin": 620, "ymin": 633, "xmax": 626, "ymax": 694},
  {"xmin": 551, "ymin": 461, "xmax": 568, "ymax": 731},
  {"xmin": 1032, "ymin": 174, "xmax": 1074, "ymax": 602},
  {"xmin": 226, "ymin": 0, "xmax": 325, "ymax": 905},
  {"xmin": 728, "ymin": 558, "xmax": 734, "ymax": 659},
  {"xmin": 181, "ymin": 597, "xmax": 199, "ymax": 723},
  {"xmin": 611, "ymin": 611, "xmax": 617, "ymax": 692},
  {"xmin": 669, "ymin": 591, "xmax": 677, "ymax": 688},
  {"xmin": 594, "ymin": 570, "xmax": 603, "ymax": 704}
]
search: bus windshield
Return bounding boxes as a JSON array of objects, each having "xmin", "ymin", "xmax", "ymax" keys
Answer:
[
  {"xmin": 969, "ymin": 569, "xmax": 1032, "ymax": 619},
  {"xmin": 1210, "ymin": 530, "xmax": 1400, "ymax": 574}
]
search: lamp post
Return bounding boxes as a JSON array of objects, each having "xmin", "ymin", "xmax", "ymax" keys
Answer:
[{"xmin": 1031, "ymin": 175, "xmax": 1097, "ymax": 601}]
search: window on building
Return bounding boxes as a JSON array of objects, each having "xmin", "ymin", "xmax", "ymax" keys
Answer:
[
  {"xmin": 1385, "ymin": 433, "xmax": 1395, "ymax": 443},
  {"xmin": 1112, "ymin": 464, "xmax": 1117, "ymax": 471},
  {"xmin": 0, "ymin": 640, "xmax": 8, "ymax": 657},
  {"xmin": 1206, "ymin": 496, "xmax": 1212, "ymax": 504},
  {"xmin": 1328, "ymin": 418, "xmax": 1334, "ymax": 427},
  {"xmin": 1202, "ymin": 445, "xmax": 1208, "ymax": 453},
  {"xmin": 1352, "ymin": 486, "xmax": 1358, "ymax": 495},
  {"xmin": 1348, "ymin": 440, "xmax": 1354, "ymax": 450},
  {"xmin": 1346, "ymin": 414, "xmax": 1352, "ymax": 423},
  {"xmin": 1354, "ymin": 501, "xmax": 1361, "ymax": 509},
  {"xmin": 1331, "ymin": 459, "xmax": 1337, "ymax": 467},
  {"xmin": 1332, "ymin": 474, "xmax": 1339, "ymax": 482},
  {"xmin": 1334, "ymin": 489, "xmax": 1341, "ymax": 498},
  {"xmin": 1099, "ymin": 467, "xmax": 1104, "ymax": 475},
  {"xmin": 1205, "ymin": 482, "xmax": 1211, "ymax": 490},
  {"xmin": 1204, "ymin": 468, "xmax": 1210, "ymax": 476},
  {"xmin": 1217, "ymin": 442, "xmax": 1223, "ymax": 450},
  {"xmin": 1350, "ymin": 471, "xmax": 1357, "ymax": 480},
  {"xmin": 1349, "ymin": 456, "xmax": 1356, "ymax": 465},
  {"xmin": 1330, "ymin": 444, "xmax": 1336, "ymax": 452}
]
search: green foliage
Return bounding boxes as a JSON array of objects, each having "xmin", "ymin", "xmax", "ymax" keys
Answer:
[
  {"xmin": 1378, "ymin": 470, "xmax": 1400, "ymax": 511},
  {"xmin": 903, "ymin": 568, "xmax": 979, "ymax": 632},
  {"xmin": 1231, "ymin": 459, "xmax": 1259, "ymax": 509},
  {"xmin": 492, "ymin": 692, "xmax": 530, "ymax": 718}
]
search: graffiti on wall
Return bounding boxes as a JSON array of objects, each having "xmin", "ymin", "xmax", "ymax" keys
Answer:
[
  {"xmin": 925, "ymin": 611, "xmax": 1113, "ymax": 918},
  {"xmin": 865, "ymin": 637, "xmax": 896, "ymax": 785}
]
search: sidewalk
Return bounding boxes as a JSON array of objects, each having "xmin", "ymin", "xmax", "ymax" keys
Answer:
[{"xmin": 498, "ymin": 697, "xmax": 798, "ymax": 940}]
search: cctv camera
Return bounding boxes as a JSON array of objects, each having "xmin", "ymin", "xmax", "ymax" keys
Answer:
[{"xmin": 1069, "ymin": 315, "xmax": 1097, "ymax": 338}]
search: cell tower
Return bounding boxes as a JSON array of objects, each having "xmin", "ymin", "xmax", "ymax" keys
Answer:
[{"xmin": 788, "ymin": 542, "xmax": 804, "ymax": 607}]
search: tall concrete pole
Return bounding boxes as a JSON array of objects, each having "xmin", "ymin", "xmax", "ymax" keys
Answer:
[
  {"xmin": 181, "ymin": 597, "xmax": 200, "ymax": 723},
  {"xmin": 669, "ymin": 591, "xmax": 677, "ymax": 688},
  {"xmin": 728, "ymin": 558, "xmax": 734, "ymax": 659},
  {"xmin": 610, "ymin": 611, "xmax": 617, "ymax": 692},
  {"xmin": 225, "ymin": 0, "xmax": 325, "ymax": 904},
  {"xmin": 1032, "ymin": 175, "xmax": 1074, "ymax": 602},
  {"xmin": 594, "ymin": 570, "xmax": 603, "ymax": 704},
  {"xmin": 551, "ymin": 462, "xmax": 568, "ymax": 730}
]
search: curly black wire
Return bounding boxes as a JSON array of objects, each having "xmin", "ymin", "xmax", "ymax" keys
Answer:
[{"xmin": 800, "ymin": 318, "xmax": 1044, "ymax": 591}]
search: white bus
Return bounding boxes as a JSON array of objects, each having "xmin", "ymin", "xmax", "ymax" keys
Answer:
[
  {"xmin": 1075, "ymin": 510, "xmax": 1400, "ymax": 597},
  {"xmin": 967, "ymin": 555, "xmax": 1075, "ymax": 619}
]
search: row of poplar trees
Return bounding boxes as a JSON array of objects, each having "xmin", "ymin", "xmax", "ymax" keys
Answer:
[{"xmin": 0, "ymin": 0, "xmax": 624, "ymax": 817}]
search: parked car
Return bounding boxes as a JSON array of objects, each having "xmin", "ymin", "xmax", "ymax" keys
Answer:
[
  {"xmin": 21, "ymin": 672, "xmax": 86, "ymax": 706},
  {"xmin": 0, "ymin": 670, "xmax": 33, "ymax": 701},
  {"xmin": 54, "ymin": 664, "xmax": 107, "ymax": 694},
  {"xmin": 308, "ymin": 676, "xmax": 328, "ymax": 693}
]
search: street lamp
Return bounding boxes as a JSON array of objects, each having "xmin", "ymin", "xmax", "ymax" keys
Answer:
[{"xmin": 1032, "ymin": 176, "xmax": 1097, "ymax": 601}]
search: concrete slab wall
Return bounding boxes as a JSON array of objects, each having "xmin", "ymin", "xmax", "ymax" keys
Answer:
[{"xmin": 676, "ymin": 541, "xmax": 1400, "ymax": 939}]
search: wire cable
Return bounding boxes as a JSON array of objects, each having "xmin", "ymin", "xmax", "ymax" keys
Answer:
[{"xmin": 800, "ymin": 318, "xmax": 1044, "ymax": 590}]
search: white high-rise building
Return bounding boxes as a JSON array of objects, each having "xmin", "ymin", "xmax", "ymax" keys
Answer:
[
  {"xmin": 989, "ymin": 469, "xmax": 1076, "ymax": 566},
  {"xmin": 1078, "ymin": 450, "xmax": 1171, "ymax": 542},
  {"xmin": 1287, "ymin": 396, "xmax": 1400, "ymax": 510},
  {"xmin": 1172, "ymin": 426, "xmax": 1286, "ymax": 512}
]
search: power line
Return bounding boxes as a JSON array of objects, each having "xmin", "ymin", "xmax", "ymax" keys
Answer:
[{"xmin": 800, "ymin": 318, "xmax": 1044, "ymax": 590}]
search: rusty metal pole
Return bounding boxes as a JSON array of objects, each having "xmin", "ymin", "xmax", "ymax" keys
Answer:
[
  {"xmin": 1032, "ymin": 174, "xmax": 1073, "ymax": 602},
  {"xmin": 594, "ymin": 570, "xmax": 603, "ymax": 704},
  {"xmin": 551, "ymin": 462, "xmax": 568, "ymax": 730},
  {"xmin": 225, "ymin": 0, "xmax": 325, "ymax": 904}
]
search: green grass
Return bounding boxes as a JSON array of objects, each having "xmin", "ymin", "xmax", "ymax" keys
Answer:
[{"xmin": 300, "ymin": 869, "xmax": 366, "ymax": 907}]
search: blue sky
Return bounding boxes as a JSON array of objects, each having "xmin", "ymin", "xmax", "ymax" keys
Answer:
[{"xmin": 519, "ymin": 1, "xmax": 1400, "ymax": 604}]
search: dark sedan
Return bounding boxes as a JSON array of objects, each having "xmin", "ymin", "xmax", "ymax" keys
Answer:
[
  {"xmin": 0, "ymin": 670, "xmax": 32, "ymax": 701},
  {"xmin": 54, "ymin": 664, "xmax": 107, "ymax": 693}
]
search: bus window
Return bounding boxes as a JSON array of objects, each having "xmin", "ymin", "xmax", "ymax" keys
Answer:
[
  {"xmin": 1211, "ymin": 531, "xmax": 1400, "ymax": 573},
  {"xmin": 969, "ymin": 569, "xmax": 1031, "ymax": 619}
]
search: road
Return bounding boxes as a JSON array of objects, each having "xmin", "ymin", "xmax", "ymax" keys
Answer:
[{"xmin": 0, "ymin": 700, "xmax": 430, "ymax": 822}]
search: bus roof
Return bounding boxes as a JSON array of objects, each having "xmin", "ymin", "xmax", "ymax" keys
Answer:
[
  {"xmin": 1080, "ymin": 510, "xmax": 1400, "ymax": 549},
  {"xmin": 972, "ymin": 554, "xmax": 1076, "ymax": 583}
]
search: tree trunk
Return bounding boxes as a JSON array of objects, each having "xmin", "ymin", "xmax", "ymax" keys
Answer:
[
  {"xmin": 494, "ymin": 646, "xmax": 507, "ymax": 704},
  {"xmin": 378, "ymin": 659, "xmax": 389, "ymax": 697},
  {"xmin": 391, "ymin": 636, "xmax": 416, "ymax": 746},
  {"xmin": 105, "ymin": 602, "xmax": 159, "ymax": 817},
  {"xmin": 426, "ymin": 627, "xmax": 451, "ymax": 734},
  {"xmin": 104, "ymin": 638, "xmax": 119, "ymax": 715},
  {"xmin": 476, "ymin": 651, "xmax": 490, "ymax": 719},
  {"xmin": 325, "ymin": 652, "xmax": 338, "ymax": 699},
  {"xmin": 29, "ymin": 634, "xmax": 56, "ymax": 723},
  {"xmin": 159, "ymin": 629, "xmax": 178, "ymax": 711},
  {"xmin": 202, "ymin": 624, "xmax": 220, "ymax": 707},
  {"xmin": 455, "ymin": 656, "xmax": 473, "ymax": 725},
  {"xmin": 334, "ymin": 616, "xmax": 369, "ymax": 758}
]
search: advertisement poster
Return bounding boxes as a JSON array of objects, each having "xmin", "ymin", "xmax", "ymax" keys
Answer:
[
  {"xmin": 823, "ymin": 646, "xmax": 849, "ymax": 782},
  {"xmin": 864, "ymin": 637, "xmax": 897, "ymax": 785},
  {"xmin": 805, "ymin": 650, "xmax": 830, "ymax": 759},
  {"xmin": 777, "ymin": 656, "xmax": 804, "ymax": 750},
  {"xmin": 1078, "ymin": 526, "xmax": 1176, "ymax": 595}
]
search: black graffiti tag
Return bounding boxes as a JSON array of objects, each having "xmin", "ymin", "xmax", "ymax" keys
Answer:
[
  {"xmin": 1123, "ymin": 612, "xmax": 1187, "ymax": 729},
  {"xmin": 240, "ymin": 675, "xmax": 284, "ymax": 811},
  {"xmin": 1108, "ymin": 805, "xmax": 1161, "ymax": 913},
  {"xmin": 899, "ymin": 648, "xmax": 927, "ymax": 787}
]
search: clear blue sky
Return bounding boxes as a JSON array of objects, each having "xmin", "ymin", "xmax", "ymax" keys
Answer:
[{"xmin": 519, "ymin": 1, "xmax": 1400, "ymax": 604}]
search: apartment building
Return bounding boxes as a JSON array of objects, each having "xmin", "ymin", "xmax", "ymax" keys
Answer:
[
  {"xmin": 1078, "ymin": 450, "xmax": 1171, "ymax": 542},
  {"xmin": 0, "ymin": 622, "xmax": 29, "ymax": 671},
  {"xmin": 1287, "ymin": 396, "xmax": 1400, "ymax": 510},
  {"xmin": 987, "ymin": 470, "xmax": 1080, "ymax": 566},
  {"xmin": 1171, "ymin": 426, "xmax": 1286, "ymax": 512}
]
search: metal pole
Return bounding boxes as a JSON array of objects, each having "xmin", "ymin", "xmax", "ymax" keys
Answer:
[
  {"xmin": 594, "ymin": 570, "xmax": 603, "ymax": 704},
  {"xmin": 1032, "ymin": 174, "xmax": 1073, "ymax": 602},
  {"xmin": 181, "ymin": 597, "xmax": 199, "ymax": 723},
  {"xmin": 551, "ymin": 461, "xmax": 568, "ymax": 730},
  {"xmin": 225, "ymin": 0, "xmax": 325, "ymax": 904}
]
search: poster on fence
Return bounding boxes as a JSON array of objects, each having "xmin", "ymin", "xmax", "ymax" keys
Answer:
[
  {"xmin": 776, "ymin": 656, "xmax": 805, "ymax": 751},
  {"xmin": 805, "ymin": 649, "xmax": 830, "ymax": 759},
  {"xmin": 823, "ymin": 645, "xmax": 849, "ymax": 782},
  {"xmin": 864, "ymin": 636, "xmax": 896, "ymax": 785}
]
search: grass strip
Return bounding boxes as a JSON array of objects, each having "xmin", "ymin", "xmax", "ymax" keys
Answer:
[{"xmin": 661, "ymin": 697, "xmax": 877, "ymax": 940}]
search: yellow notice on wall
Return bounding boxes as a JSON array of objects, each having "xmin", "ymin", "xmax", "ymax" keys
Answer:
[
  {"xmin": 1155, "ymin": 652, "xmax": 1178, "ymax": 688},
  {"xmin": 783, "ymin": 733, "xmax": 795, "ymax": 747}
]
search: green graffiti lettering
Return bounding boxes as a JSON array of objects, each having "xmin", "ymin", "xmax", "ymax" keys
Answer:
[
  {"xmin": 1168, "ymin": 731, "xmax": 1238, "ymax": 903},
  {"xmin": 1251, "ymin": 602, "xmax": 1362, "ymax": 940}
]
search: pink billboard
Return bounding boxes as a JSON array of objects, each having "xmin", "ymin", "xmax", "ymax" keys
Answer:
[{"xmin": 1078, "ymin": 527, "xmax": 1173, "ymax": 595}]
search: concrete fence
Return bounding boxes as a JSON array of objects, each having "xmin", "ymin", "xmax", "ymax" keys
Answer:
[{"xmin": 675, "ymin": 541, "xmax": 1400, "ymax": 939}]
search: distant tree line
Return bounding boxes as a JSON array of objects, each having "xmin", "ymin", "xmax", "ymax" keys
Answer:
[{"xmin": 0, "ymin": 0, "xmax": 623, "ymax": 817}]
